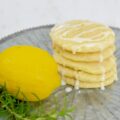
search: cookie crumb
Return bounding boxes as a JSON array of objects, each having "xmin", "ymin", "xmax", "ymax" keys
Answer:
[
  {"xmin": 65, "ymin": 87, "xmax": 72, "ymax": 93},
  {"xmin": 61, "ymin": 80, "xmax": 66, "ymax": 86},
  {"xmin": 78, "ymin": 90, "xmax": 81, "ymax": 94}
]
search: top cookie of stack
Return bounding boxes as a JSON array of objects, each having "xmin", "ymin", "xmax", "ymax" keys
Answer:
[
  {"xmin": 50, "ymin": 20, "xmax": 115, "ymax": 54},
  {"xmin": 50, "ymin": 20, "xmax": 117, "ymax": 89}
]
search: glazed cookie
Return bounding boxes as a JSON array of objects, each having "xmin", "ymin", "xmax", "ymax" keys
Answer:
[
  {"xmin": 51, "ymin": 20, "xmax": 117, "ymax": 89},
  {"xmin": 63, "ymin": 75, "xmax": 115, "ymax": 88},
  {"xmin": 58, "ymin": 64, "xmax": 117, "ymax": 82},
  {"xmin": 54, "ymin": 45, "xmax": 115, "ymax": 62},
  {"xmin": 50, "ymin": 20, "xmax": 115, "ymax": 53},
  {"xmin": 53, "ymin": 52, "xmax": 116, "ymax": 74}
]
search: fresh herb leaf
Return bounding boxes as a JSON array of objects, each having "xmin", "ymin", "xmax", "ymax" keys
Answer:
[{"xmin": 0, "ymin": 86, "xmax": 74, "ymax": 120}]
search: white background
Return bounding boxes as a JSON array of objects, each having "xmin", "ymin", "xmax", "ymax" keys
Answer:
[{"xmin": 0, "ymin": 0, "xmax": 120, "ymax": 38}]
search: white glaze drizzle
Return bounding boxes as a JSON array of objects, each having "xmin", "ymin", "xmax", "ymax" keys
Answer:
[
  {"xmin": 101, "ymin": 82, "xmax": 105, "ymax": 90},
  {"xmin": 99, "ymin": 55, "xmax": 104, "ymax": 62},
  {"xmin": 51, "ymin": 20, "xmax": 114, "ymax": 45},
  {"xmin": 78, "ymin": 90, "xmax": 81, "ymax": 94},
  {"xmin": 101, "ymin": 74, "xmax": 106, "ymax": 81},
  {"xmin": 115, "ymin": 73, "xmax": 118, "ymax": 81},
  {"xmin": 74, "ymin": 72, "xmax": 80, "ymax": 90},
  {"xmin": 75, "ymin": 26, "xmax": 105, "ymax": 37},
  {"xmin": 99, "ymin": 47, "xmax": 106, "ymax": 90},
  {"xmin": 74, "ymin": 80, "xmax": 80, "ymax": 90},
  {"xmin": 100, "ymin": 58, "xmax": 106, "ymax": 90},
  {"xmin": 65, "ymin": 87, "xmax": 73, "ymax": 93},
  {"xmin": 61, "ymin": 71, "xmax": 66, "ymax": 86},
  {"xmin": 85, "ymin": 43, "xmax": 96, "ymax": 48},
  {"xmin": 61, "ymin": 79, "xmax": 66, "ymax": 86}
]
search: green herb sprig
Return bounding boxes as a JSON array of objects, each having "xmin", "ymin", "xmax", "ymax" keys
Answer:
[{"xmin": 0, "ymin": 86, "xmax": 74, "ymax": 120}]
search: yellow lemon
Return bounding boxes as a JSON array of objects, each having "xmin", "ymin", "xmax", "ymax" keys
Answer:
[{"xmin": 0, "ymin": 45, "xmax": 60, "ymax": 101}]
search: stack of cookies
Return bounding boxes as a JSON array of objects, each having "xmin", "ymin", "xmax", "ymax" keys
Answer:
[{"xmin": 50, "ymin": 20, "xmax": 117, "ymax": 90}]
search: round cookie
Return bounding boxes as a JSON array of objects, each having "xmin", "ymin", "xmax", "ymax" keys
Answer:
[
  {"xmin": 50, "ymin": 20, "xmax": 115, "ymax": 53},
  {"xmin": 58, "ymin": 64, "xmax": 117, "ymax": 82},
  {"xmin": 53, "ymin": 52, "xmax": 116, "ymax": 74},
  {"xmin": 54, "ymin": 45, "xmax": 115, "ymax": 62},
  {"xmin": 63, "ymin": 75, "xmax": 115, "ymax": 88}
]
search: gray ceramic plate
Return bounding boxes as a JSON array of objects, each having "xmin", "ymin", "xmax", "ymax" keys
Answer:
[{"xmin": 0, "ymin": 25, "xmax": 120, "ymax": 120}]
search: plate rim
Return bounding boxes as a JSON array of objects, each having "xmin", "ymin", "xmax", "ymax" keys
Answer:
[{"xmin": 0, "ymin": 24, "xmax": 54, "ymax": 44}]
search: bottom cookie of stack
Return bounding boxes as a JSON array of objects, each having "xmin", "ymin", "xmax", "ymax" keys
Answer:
[
  {"xmin": 58, "ymin": 64, "xmax": 117, "ymax": 89},
  {"xmin": 62, "ymin": 75, "xmax": 115, "ymax": 88},
  {"xmin": 58, "ymin": 64, "xmax": 117, "ymax": 82}
]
